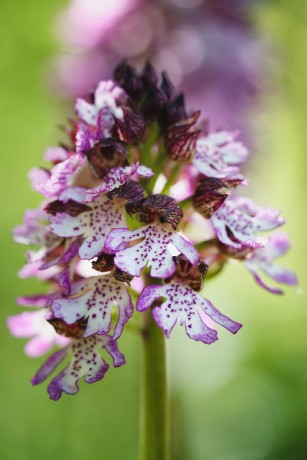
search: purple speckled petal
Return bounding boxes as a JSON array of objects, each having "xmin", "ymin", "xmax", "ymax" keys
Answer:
[
  {"xmin": 40, "ymin": 237, "xmax": 82, "ymax": 270},
  {"xmin": 137, "ymin": 282, "xmax": 242, "ymax": 344},
  {"xmin": 171, "ymin": 233, "xmax": 199, "ymax": 266},
  {"xmin": 31, "ymin": 332, "xmax": 125, "ymax": 400},
  {"xmin": 75, "ymin": 98, "xmax": 97, "ymax": 125},
  {"xmin": 136, "ymin": 165, "xmax": 154, "ymax": 178},
  {"xmin": 244, "ymin": 232, "xmax": 298, "ymax": 294},
  {"xmin": 211, "ymin": 196, "xmax": 285, "ymax": 249},
  {"xmin": 35, "ymin": 154, "xmax": 85, "ymax": 198},
  {"xmin": 50, "ymin": 193, "xmax": 126, "ymax": 259},
  {"xmin": 94, "ymin": 80, "xmax": 127, "ymax": 111},
  {"xmin": 59, "ymin": 186, "xmax": 88, "ymax": 203},
  {"xmin": 54, "ymin": 268, "xmax": 72, "ymax": 295},
  {"xmin": 105, "ymin": 224, "xmax": 198, "ymax": 278},
  {"xmin": 47, "ymin": 336, "xmax": 111, "ymax": 400},
  {"xmin": 104, "ymin": 338, "xmax": 126, "ymax": 367},
  {"xmin": 84, "ymin": 163, "xmax": 153, "ymax": 203},
  {"xmin": 193, "ymin": 130, "xmax": 248, "ymax": 179},
  {"xmin": 32, "ymin": 347, "xmax": 69, "ymax": 385},
  {"xmin": 75, "ymin": 80, "xmax": 126, "ymax": 131},
  {"xmin": 97, "ymin": 106, "xmax": 115, "ymax": 138},
  {"xmin": 258, "ymin": 263, "xmax": 297, "ymax": 286},
  {"xmin": 75, "ymin": 123, "xmax": 92, "ymax": 153},
  {"xmin": 51, "ymin": 275, "xmax": 133, "ymax": 338},
  {"xmin": 249, "ymin": 272, "xmax": 284, "ymax": 295},
  {"xmin": 261, "ymin": 231, "xmax": 291, "ymax": 259}
]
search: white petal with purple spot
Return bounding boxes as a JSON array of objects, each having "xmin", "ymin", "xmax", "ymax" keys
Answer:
[
  {"xmin": 35, "ymin": 154, "xmax": 85, "ymax": 198},
  {"xmin": 104, "ymin": 224, "xmax": 199, "ymax": 278},
  {"xmin": 50, "ymin": 193, "xmax": 126, "ymax": 259},
  {"xmin": 245, "ymin": 232, "xmax": 298, "ymax": 294},
  {"xmin": 32, "ymin": 334, "xmax": 125, "ymax": 400},
  {"xmin": 211, "ymin": 196, "xmax": 285, "ymax": 249},
  {"xmin": 193, "ymin": 130, "xmax": 248, "ymax": 179},
  {"xmin": 84, "ymin": 163, "xmax": 153, "ymax": 203},
  {"xmin": 136, "ymin": 282, "xmax": 242, "ymax": 344},
  {"xmin": 51, "ymin": 275, "xmax": 134, "ymax": 339}
]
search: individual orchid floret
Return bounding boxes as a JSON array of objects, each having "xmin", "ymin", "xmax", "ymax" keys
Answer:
[
  {"xmin": 7, "ymin": 309, "xmax": 70, "ymax": 357},
  {"xmin": 104, "ymin": 224, "xmax": 199, "ymax": 278},
  {"xmin": 137, "ymin": 258, "xmax": 241, "ymax": 344},
  {"xmin": 104, "ymin": 195, "xmax": 198, "ymax": 278},
  {"xmin": 193, "ymin": 130, "xmax": 249, "ymax": 179},
  {"xmin": 32, "ymin": 322, "xmax": 125, "ymax": 400},
  {"xmin": 211, "ymin": 196, "xmax": 285, "ymax": 250},
  {"xmin": 51, "ymin": 273, "xmax": 134, "ymax": 339},
  {"xmin": 15, "ymin": 204, "xmax": 83, "ymax": 275},
  {"xmin": 75, "ymin": 80, "xmax": 127, "ymax": 137},
  {"xmin": 49, "ymin": 187, "xmax": 127, "ymax": 259},
  {"xmin": 244, "ymin": 232, "xmax": 298, "ymax": 294},
  {"xmin": 193, "ymin": 176, "xmax": 246, "ymax": 218}
]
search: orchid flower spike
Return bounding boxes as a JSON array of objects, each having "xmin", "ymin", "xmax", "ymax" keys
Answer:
[{"xmin": 10, "ymin": 62, "xmax": 296, "ymax": 399}]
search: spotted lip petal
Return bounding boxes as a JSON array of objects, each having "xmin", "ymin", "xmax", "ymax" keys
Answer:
[
  {"xmin": 31, "ymin": 334, "xmax": 125, "ymax": 400},
  {"xmin": 49, "ymin": 192, "xmax": 126, "ymax": 259},
  {"xmin": 193, "ymin": 130, "xmax": 248, "ymax": 179},
  {"xmin": 245, "ymin": 232, "xmax": 298, "ymax": 294},
  {"xmin": 83, "ymin": 163, "xmax": 153, "ymax": 203},
  {"xmin": 51, "ymin": 275, "xmax": 134, "ymax": 339},
  {"xmin": 211, "ymin": 196, "xmax": 285, "ymax": 250},
  {"xmin": 104, "ymin": 224, "xmax": 199, "ymax": 278},
  {"xmin": 136, "ymin": 282, "xmax": 242, "ymax": 344}
]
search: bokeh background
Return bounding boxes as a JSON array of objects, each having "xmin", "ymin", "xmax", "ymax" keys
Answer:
[{"xmin": 1, "ymin": 1, "xmax": 306, "ymax": 459}]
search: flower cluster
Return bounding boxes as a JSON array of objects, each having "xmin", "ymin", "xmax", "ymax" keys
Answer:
[{"xmin": 9, "ymin": 62, "xmax": 297, "ymax": 400}]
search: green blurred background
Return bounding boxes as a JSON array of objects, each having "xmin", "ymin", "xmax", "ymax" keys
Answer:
[{"xmin": 0, "ymin": 1, "xmax": 306, "ymax": 459}]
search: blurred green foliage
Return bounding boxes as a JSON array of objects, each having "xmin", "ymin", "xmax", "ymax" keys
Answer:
[{"xmin": 0, "ymin": 1, "xmax": 306, "ymax": 459}]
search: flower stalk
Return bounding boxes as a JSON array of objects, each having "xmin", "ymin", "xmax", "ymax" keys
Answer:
[{"xmin": 141, "ymin": 309, "xmax": 169, "ymax": 460}]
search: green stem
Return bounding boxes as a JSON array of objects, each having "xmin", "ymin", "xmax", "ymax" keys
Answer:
[
  {"xmin": 194, "ymin": 239, "xmax": 218, "ymax": 252},
  {"xmin": 140, "ymin": 310, "xmax": 169, "ymax": 460},
  {"xmin": 178, "ymin": 196, "xmax": 192, "ymax": 210},
  {"xmin": 143, "ymin": 142, "xmax": 169, "ymax": 195},
  {"xmin": 160, "ymin": 162, "xmax": 182, "ymax": 196}
]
